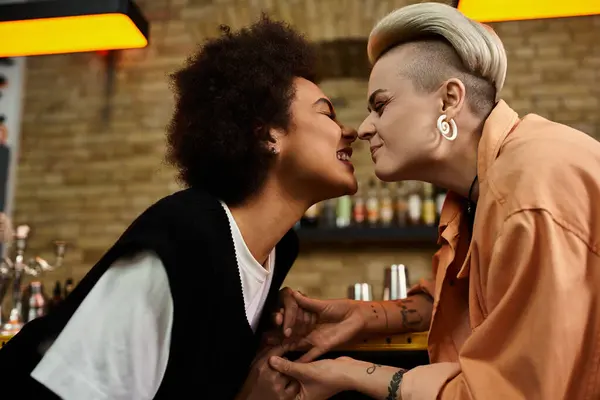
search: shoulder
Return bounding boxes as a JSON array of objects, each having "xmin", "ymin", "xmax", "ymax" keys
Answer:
[
  {"xmin": 487, "ymin": 116, "xmax": 600, "ymax": 244},
  {"xmin": 31, "ymin": 251, "xmax": 173, "ymax": 399},
  {"xmin": 121, "ymin": 188, "xmax": 229, "ymax": 248}
]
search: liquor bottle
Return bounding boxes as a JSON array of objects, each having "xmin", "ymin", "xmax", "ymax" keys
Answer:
[
  {"xmin": 336, "ymin": 195, "xmax": 352, "ymax": 228},
  {"xmin": 435, "ymin": 186, "xmax": 448, "ymax": 222},
  {"xmin": 366, "ymin": 179, "xmax": 380, "ymax": 226},
  {"xmin": 422, "ymin": 183, "xmax": 436, "ymax": 227},
  {"xmin": 407, "ymin": 182, "xmax": 423, "ymax": 226},
  {"xmin": 48, "ymin": 281, "xmax": 63, "ymax": 312},
  {"xmin": 27, "ymin": 281, "xmax": 46, "ymax": 322},
  {"xmin": 321, "ymin": 200, "xmax": 337, "ymax": 228},
  {"xmin": 395, "ymin": 183, "xmax": 408, "ymax": 227},
  {"xmin": 380, "ymin": 183, "xmax": 394, "ymax": 227},
  {"xmin": 352, "ymin": 186, "xmax": 366, "ymax": 226},
  {"xmin": 64, "ymin": 278, "xmax": 74, "ymax": 299}
]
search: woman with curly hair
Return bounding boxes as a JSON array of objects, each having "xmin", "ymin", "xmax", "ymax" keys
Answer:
[
  {"xmin": 0, "ymin": 16, "xmax": 357, "ymax": 400},
  {"xmin": 269, "ymin": 3, "xmax": 600, "ymax": 400}
]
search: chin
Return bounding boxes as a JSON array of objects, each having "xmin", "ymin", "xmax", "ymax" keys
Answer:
[
  {"xmin": 328, "ymin": 175, "xmax": 358, "ymax": 198},
  {"xmin": 374, "ymin": 166, "xmax": 398, "ymax": 183},
  {"xmin": 343, "ymin": 179, "xmax": 359, "ymax": 195}
]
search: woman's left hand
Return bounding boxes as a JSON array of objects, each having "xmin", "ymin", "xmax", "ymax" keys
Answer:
[
  {"xmin": 268, "ymin": 356, "xmax": 356, "ymax": 400},
  {"xmin": 236, "ymin": 345, "xmax": 300, "ymax": 400}
]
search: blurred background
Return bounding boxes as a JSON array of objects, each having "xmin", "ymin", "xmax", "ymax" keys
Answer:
[{"xmin": 0, "ymin": 0, "xmax": 599, "ymax": 314}]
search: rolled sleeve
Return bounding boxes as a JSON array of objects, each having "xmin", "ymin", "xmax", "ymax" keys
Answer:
[
  {"xmin": 407, "ymin": 278, "xmax": 435, "ymax": 299},
  {"xmin": 402, "ymin": 210, "xmax": 600, "ymax": 400}
]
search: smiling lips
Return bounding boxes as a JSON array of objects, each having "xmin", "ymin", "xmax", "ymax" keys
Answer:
[
  {"xmin": 370, "ymin": 145, "xmax": 382, "ymax": 158},
  {"xmin": 337, "ymin": 147, "xmax": 353, "ymax": 162}
]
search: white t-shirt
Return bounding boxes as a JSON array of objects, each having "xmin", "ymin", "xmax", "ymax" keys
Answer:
[{"xmin": 31, "ymin": 202, "xmax": 276, "ymax": 400}]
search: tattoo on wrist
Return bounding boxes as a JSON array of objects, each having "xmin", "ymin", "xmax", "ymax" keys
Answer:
[
  {"xmin": 385, "ymin": 369, "xmax": 407, "ymax": 400},
  {"xmin": 366, "ymin": 364, "xmax": 381, "ymax": 374}
]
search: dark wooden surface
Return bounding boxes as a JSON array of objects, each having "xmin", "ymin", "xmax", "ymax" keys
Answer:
[{"xmin": 295, "ymin": 226, "xmax": 438, "ymax": 249}]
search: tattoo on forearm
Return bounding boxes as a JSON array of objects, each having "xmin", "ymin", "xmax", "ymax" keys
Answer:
[
  {"xmin": 418, "ymin": 293, "xmax": 434, "ymax": 304},
  {"xmin": 366, "ymin": 364, "xmax": 381, "ymax": 374},
  {"xmin": 399, "ymin": 302, "xmax": 423, "ymax": 328},
  {"xmin": 385, "ymin": 369, "xmax": 407, "ymax": 400}
]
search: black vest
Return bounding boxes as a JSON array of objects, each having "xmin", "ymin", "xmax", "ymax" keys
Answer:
[{"xmin": 0, "ymin": 188, "xmax": 299, "ymax": 399}]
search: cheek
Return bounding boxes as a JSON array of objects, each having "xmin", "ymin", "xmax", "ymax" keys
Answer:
[
  {"xmin": 288, "ymin": 124, "xmax": 337, "ymax": 167},
  {"xmin": 378, "ymin": 108, "xmax": 432, "ymax": 152}
]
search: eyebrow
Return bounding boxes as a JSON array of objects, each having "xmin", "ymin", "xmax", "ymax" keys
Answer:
[
  {"xmin": 367, "ymin": 89, "xmax": 387, "ymax": 112},
  {"xmin": 313, "ymin": 97, "xmax": 335, "ymax": 117}
]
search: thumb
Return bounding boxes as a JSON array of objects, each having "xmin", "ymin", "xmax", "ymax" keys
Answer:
[
  {"xmin": 269, "ymin": 356, "xmax": 307, "ymax": 379},
  {"xmin": 293, "ymin": 291, "xmax": 327, "ymax": 314}
]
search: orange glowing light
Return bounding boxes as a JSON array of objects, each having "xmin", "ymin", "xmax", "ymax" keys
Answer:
[
  {"xmin": 457, "ymin": 0, "xmax": 600, "ymax": 22},
  {"xmin": 0, "ymin": 0, "xmax": 149, "ymax": 58}
]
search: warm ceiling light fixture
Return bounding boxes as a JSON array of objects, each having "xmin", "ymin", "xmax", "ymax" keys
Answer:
[
  {"xmin": 454, "ymin": 0, "xmax": 600, "ymax": 23},
  {"xmin": 0, "ymin": 0, "xmax": 149, "ymax": 58}
]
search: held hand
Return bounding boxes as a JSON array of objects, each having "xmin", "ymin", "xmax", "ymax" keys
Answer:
[
  {"xmin": 273, "ymin": 292, "xmax": 366, "ymax": 362},
  {"xmin": 237, "ymin": 345, "xmax": 300, "ymax": 400},
  {"xmin": 274, "ymin": 287, "xmax": 317, "ymax": 338},
  {"xmin": 269, "ymin": 356, "xmax": 355, "ymax": 400}
]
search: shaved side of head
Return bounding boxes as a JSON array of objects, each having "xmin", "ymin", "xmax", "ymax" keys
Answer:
[{"xmin": 382, "ymin": 39, "xmax": 496, "ymax": 117}]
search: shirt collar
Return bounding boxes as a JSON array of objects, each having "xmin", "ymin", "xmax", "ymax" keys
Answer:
[{"xmin": 437, "ymin": 100, "xmax": 520, "ymax": 278}]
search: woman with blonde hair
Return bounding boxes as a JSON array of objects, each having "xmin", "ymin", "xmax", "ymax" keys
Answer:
[{"xmin": 267, "ymin": 2, "xmax": 600, "ymax": 399}]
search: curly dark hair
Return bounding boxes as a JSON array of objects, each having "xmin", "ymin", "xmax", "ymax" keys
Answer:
[{"xmin": 165, "ymin": 15, "xmax": 318, "ymax": 206}]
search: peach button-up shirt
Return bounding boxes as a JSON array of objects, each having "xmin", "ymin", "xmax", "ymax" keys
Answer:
[{"xmin": 402, "ymin": 101, "xmax": 600, "ymax": 400}]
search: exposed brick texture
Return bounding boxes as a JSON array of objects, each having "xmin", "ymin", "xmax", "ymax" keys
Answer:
[{"xmin": 10, "ymin": 0, "xmax": 600, "ymax": 300}]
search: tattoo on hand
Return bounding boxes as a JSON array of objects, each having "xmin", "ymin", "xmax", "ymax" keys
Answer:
[
  {"xmin": 366, "ymin": 364, "xmax": 381, "ymax": 374},
  {"xmin": 385, "ymin": 369, "xmax": 406, "ymax": 400}
]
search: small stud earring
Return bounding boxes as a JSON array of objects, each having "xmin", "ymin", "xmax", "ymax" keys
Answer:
[
  {"xmin": 437, "ymin": 114, "xmax": 458, "ymax": 141},
  {"xmin": 269, "ymin": 147, "xmax": 279, "ymax": 155}
]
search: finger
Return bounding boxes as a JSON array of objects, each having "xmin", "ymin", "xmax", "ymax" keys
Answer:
[
  {"xmin": 309, "ymin": 312, "xmax": 318, "ymax": 327},
  {"xmin": 284, "ymin": 381, "xmax": 301, "ymax": 398},
  {"xmin": 269, "ymin": 356, "xmax": 307, "ymax": 380},
  {"xmin": 265, "ymin": 344, "xmax": 292, "ymax": 359},
  {"xmin": 292, "ymin": 291, "xmax": 328, "ymax": 314},
  {"xmin": 295, "ymin": 346, "xmax": 325, "ymax": 363},
  {"xmin": 303, "ymin": 311, "xmax": 312, "ymax": 327},
  {"xmin": 264, "ymin": 332, "xmax": 284, "ymax": 346},
  {"xmin": 282, "ymin": 291, "xmax": 299, "ymax": 337},
  {"xmin": 274, "ymin": 309, "xmax": 284, "ymax": 326},
  {"xmin": 293, "ymin": 309, "xmax": 307, "ymax": 337},
  {"xmin": 289, "ymin": 338, "xmax": 313, "ymax": 352}
]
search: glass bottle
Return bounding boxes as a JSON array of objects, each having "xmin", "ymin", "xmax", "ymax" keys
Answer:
[
  {"xmin": 422, "ymin": 183, "xmax": 436, "ymax": 227},
  {"xmin": 366, "ymin": 179, "xmax": 380, "ymax": 227}
]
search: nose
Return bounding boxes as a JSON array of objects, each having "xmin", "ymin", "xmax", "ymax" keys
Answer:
[
  {"xmin": 358, "ymin": 114, "xmax": 375, "ymax": 141},
  {"xmin": 341, "ymin": 124, "xmax": 358, "ymax": 144}
]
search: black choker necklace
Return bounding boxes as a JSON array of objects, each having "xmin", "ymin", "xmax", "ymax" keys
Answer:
[{"xmin": 466, "ymin": 175, "xmax": 478, "ymax": 229}]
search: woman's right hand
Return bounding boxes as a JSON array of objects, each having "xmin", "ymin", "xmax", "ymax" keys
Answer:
[{"xmin": 272, "ymin": 289, "xmax": 368, "ymax": 362}]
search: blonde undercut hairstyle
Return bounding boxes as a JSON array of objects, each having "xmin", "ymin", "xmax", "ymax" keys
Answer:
[{"xmin": 368, "ymin": 2, "xmax": 507, "ymax": 116}]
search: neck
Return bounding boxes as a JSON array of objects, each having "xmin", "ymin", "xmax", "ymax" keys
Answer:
[
  {"xmin": 424, "ymin": 121, "xmax": 482, "ymax": 202},
  {"xmin": 228, "ymin": 180, "xmax": 308, "ymax": 265}
]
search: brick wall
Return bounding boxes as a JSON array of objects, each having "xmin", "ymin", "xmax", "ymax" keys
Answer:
[{"xmin": 10, "ymin": 0, "xmax": 600, "ymax": 300}]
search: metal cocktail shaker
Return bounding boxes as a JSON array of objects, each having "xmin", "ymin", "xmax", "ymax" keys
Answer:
[
  {"xmin": 347, "ymin": 282, "xmax": 373, "ymax": 301},
  {"xmin": 383, "ymin": 264, "xmax": 408, "ymax": 301}
]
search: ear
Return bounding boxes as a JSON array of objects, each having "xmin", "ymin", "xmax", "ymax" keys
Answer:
[
  {"xmin": 439, "ymin": 78, "xmax": 467, "ymax": 120},
  {"xmin": 266, "ymin": 127, "xmax": 284, "ymax": 154}
]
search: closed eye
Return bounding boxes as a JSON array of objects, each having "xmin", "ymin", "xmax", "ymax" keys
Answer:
[{"xmin": 373, "ymin": 102, "xmax": 385, "ymax": 114}]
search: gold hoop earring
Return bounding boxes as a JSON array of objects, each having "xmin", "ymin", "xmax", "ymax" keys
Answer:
[{"xmin": 437, "ymin": 114, "xmax": 458, "ymax": 141}]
